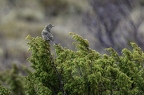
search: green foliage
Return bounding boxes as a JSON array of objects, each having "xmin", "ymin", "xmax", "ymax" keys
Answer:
[
  {"xmin": 26, "ymin": 35, "xmax": 59, "ymax": 94},
  {"xmin": 0, "ymin": 85, "xmax": 10, "ymax": 95},
  {"xmin": 1, "ymin": 32, "xmax": 144, "ymax": 95},
  {"xmin": 0, "ymin": 64, "xmax": 26, "ymax": 95},
  {"xmin": 25, "ymin": 33, "xmax": 144, "ymax": 95},
  {"xmin": 7, "ymin": 64, "xmax": 25, "ymax": 95}
]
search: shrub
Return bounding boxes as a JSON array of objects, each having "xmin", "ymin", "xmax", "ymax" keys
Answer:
[
  {"xmin": 1, "ymin": 32, "xmax": 144, "ymax": 95},
  {"xmin": 25, "ymin": 33, "xmax": 144, "ymax": 95}
]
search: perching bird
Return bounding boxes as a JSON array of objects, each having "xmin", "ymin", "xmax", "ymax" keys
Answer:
[{"xmin": 41, "ymin": 24, "xmax": 57, "ymax": 44}]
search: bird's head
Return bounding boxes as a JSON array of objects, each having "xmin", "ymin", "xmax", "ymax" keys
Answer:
[{"xmin": 46, "ymin": 24, "xmax": 54, "ymax": 30}]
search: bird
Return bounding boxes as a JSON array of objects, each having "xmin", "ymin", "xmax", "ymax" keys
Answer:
[{"xmin": 41, "ymin": 24, "xmax": 57, "ymax": 44}]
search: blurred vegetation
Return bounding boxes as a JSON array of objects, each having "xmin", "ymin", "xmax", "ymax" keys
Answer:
[
  {"xmin": 0, "ymin": 0, "xmax": 144, "ymax": 72},
  {"xmin": 38, "ymin": 0, "xmax": 68, "ymax": 16},
  {"xmin": 0, "ymin": 0, "xmax": 85, "ymax": 69}
]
